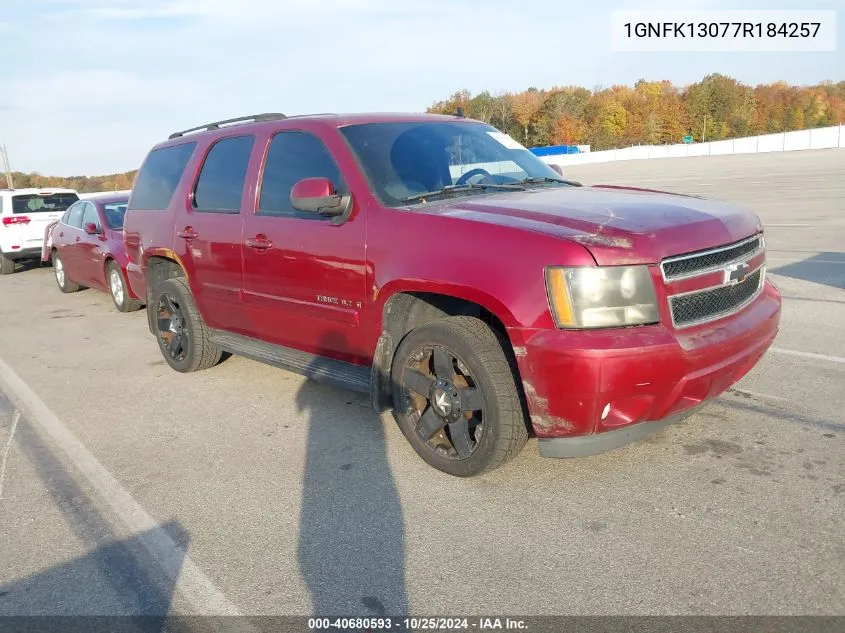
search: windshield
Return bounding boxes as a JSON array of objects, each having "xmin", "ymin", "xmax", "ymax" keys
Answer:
[
  {"xmin": 339, "ymin": 121, "xmax": 567, "ymax": 206},
  {"xmin": 102, "ymin": 202, "xmax": 128, "ymax": 229},
  {"xmin": 12, "ymin": 193, "xmax": 79, "ymax": 214}
]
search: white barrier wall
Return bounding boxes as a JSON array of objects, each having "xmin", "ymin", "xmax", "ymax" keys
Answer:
[
  {"xmin": 78, "ymin": 189, "xmax": 132, "ymax": 199},
  {"xmin": 541, "ymin": 124, "xmax": 845, "ymax": 167}
]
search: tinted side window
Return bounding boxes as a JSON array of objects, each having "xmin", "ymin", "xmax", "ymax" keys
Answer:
[
  {"xmin": 129, "ymin": 142, "xmax": 196, "ymax": 211},
  {"xmin": 193, "ymin": 135, "xmax": 254, "ymax": 213},
  {"xmin": 67, "ymin": 202, "xmax": 85, "ymax": 228},
  {"xmin": 258, "ymin": 131, "xmax": 346, "ymax": 217},
  {"xmin": 82, "ymin": 203, "xmax": 101, "ymax": 231}
]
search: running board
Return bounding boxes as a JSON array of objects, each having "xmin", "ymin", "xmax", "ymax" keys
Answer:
[{"xmin": 208, "ymin": 330, "xmax": 371, "ymax": 394}]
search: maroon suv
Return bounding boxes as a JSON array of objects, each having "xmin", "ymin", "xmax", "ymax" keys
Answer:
[{"xmin": 123, "ymin": 112, "xmax": 781, "ymax": 477}]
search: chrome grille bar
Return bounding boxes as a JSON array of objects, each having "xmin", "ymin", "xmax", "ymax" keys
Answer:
[{"xmin": 661, "ymin": 234, "xmax": 764, "ymax": 281}]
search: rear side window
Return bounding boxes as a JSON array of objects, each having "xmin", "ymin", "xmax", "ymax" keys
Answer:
[
  {"xmin": 193, "ymin": 135, "xmax": 255, "ymax": 213},
  {"xmin": 129, "ymin": 142, "xmax": 196, "ymax": 210},
  {"xmin": 258, "ymin": 131, "xmax": 346, "ymax": 217}
]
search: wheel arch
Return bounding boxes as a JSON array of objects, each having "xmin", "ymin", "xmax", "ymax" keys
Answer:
[
  {"xmin": 144, "ymin": 255, "xmax": 186, "ymax": 334},
  {"xmin": 369, "ymin": 288, "xmax": 529, "ymax": 432}
]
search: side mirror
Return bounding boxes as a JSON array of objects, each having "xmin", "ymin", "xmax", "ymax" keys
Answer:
[
  {"xmin": 84, "ymin": 222, "xmax": 101, "ymax": 235},
  {"xmin": 290, "ymin": 177, "xmax": 350, "ymax": 217},
  {"xmin": 549, "ymin": 163, "xmax": 564, "ymax": 176}
]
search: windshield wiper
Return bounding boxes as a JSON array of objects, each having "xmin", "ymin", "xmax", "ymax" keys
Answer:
[
  {"xmin": 401, "ymin": 182, "xmax": 526, "ymax": 204},
  {"xmin": 518, "ymin": 176, "xmax": 583, "ymax": 187}
]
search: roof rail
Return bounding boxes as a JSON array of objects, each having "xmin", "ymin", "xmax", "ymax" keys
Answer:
[{"xmin": 168, "ymin": 113, "xmax": 287, "ymax": 140}]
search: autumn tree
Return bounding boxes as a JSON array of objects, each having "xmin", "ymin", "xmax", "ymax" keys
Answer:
[
  {"xmin": 551, "ymin": 114, "xmax": 586, "ymax": 145},
  {"xmin": 510, "ymin": 89, "xmax": 545, "ymax": 144},
  {"xmin": 468, "ymin": 91, "xmax": 496, "ymax": 123}
]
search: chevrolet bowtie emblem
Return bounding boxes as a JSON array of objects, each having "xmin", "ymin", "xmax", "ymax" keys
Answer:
[{"xmin": 724, "ymin": 262, "xmax": 750, "ymax": 285}]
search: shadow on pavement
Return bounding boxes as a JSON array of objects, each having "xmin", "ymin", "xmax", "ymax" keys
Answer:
[
  {"xmin": 0, "ymin": 391, "xmax": 187, "ymax": 628},
  {"xmin": 770, "ymin": 252, "xmax": 845, "ymax": 289},
  {"xmin": 295, "ymin": 332, "xmax": 409, "ymax": 619}
]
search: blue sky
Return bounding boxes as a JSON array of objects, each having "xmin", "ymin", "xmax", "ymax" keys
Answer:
[{"xmin": 1, "ymin": 0, "xmax": 843, "ymax": 175}]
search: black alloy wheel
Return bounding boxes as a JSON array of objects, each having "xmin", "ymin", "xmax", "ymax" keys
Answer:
[
  {"xmin": 390, "ymin": 316, "xmax": 528, "ymax": 477},
  {"xmin": 401, "ymin": 345, "xmax": 485, "ymax": 460},
  {"xmin": 156, "ymin": 292, "xmax": 190, "ymax": 363}
]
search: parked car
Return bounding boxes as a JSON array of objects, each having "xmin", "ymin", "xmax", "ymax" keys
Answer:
[
  {"xmin": 48, "ymin": 193, "xmax": 142, "ymax": 312},
  {"xmin": 0, "ymin": 188, "xmax": 79, "ymax": 274},
  {"xmin": 123, "ymin": 112, "xmax": 781, "ymax": 477}
]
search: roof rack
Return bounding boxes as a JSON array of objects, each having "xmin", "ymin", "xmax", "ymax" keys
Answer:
[{"xmin": 168, "ymin": 113, "xmax": 287, "ymax": 140}]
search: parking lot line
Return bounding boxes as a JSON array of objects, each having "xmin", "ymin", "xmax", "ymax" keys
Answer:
[
  {"xmin": 770, "ymin": 347, "xmax": 845, "ymax": 364},
  {"xmin": 0, "ymin": 408, "xmax": 21, "ymax": 500},
  {"xmin": 0, "ymin": 355, "xmax": 246, "ymax": 618}
]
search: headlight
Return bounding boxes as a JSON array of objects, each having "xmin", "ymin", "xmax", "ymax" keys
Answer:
[{"xmin": 545, "ymin": 265, "xmax": 660, "ymax": 328}]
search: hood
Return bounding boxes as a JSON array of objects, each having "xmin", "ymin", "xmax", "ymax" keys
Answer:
[{"xmin": 420, "ymin": 185, "xmax": 762, "ymax": 265}]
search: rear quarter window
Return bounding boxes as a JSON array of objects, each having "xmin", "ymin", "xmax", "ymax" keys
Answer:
[{"xmin": 129, "ymin": 142, "xmax": 197, "ymax": 211}]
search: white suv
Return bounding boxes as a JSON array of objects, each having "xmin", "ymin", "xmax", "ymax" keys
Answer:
[{"xmin": 0, "ymin": 188, "xmax": 80, "ymax": 274}]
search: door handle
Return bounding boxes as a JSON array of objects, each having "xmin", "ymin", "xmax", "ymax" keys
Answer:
[
  {"xmin": 75, "ymin": 237, "xmax": 80, "ymax": 242},
  {"xmin": 177, "ymin": 227, "xmax": 198, "ymax": 240},
  {"xmin": 245, "ymin": 235, "xmax": 273, "ymax": 250}
]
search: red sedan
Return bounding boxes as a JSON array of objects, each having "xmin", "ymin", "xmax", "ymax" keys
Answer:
[{"xmin": 47, "ymin": 193, "xmax": 143, "ymax": 312}]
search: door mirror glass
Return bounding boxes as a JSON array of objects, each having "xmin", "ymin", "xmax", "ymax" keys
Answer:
[
  {"xmin": 84, "ymin": 222, "xmax": 100, "ymax": 235},
  {"xmin": 290, "ymin": 177, "xmax": 349, "ymax": 216}
]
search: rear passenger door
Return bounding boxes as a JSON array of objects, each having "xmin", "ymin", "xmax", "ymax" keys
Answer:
[
  {"xmin": 173, "ymin": 134, "xmax": 253, "ymax": 335},
  {"xmin": 241, "ymin": 130, "xmax": 368, "ymax": 363},
  {"xmin": 54, "ymin": 201, "xmax": 86, "ymax": 270}
]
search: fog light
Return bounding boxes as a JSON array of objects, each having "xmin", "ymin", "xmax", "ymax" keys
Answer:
[{"xmin": 601, "ymin": 403, "xmax": 611, "ymax": 420}]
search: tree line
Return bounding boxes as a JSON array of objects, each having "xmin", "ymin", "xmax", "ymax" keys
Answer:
[
  {"xmin": 427, "ymin": 73, "xmax": 845, "ymax": 150},
  {"xmin": 5, "ymin": 73, "xmax": 843, "ymax": 190},
  {"xmin": 5, "ymin": 169, "xmax": 136, "ymax": 194}
]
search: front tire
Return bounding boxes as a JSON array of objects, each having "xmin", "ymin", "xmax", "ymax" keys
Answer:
[
  {"xmin": 152, "ymin": 276, "xmax": 222, "ymax": 372},
  {"xmin": 390, "ymin": 316, "xmax": 528, "ymax": 477},
  {"xmin": 52, "ymin": 252, "xmax": 81, "ymax": 292},
  {"xmin": 0, "ymin": 251, "xmax": 15, "ymax": 275},
  {"xmin": 107, "ymin": 261, "xmax": 142, "ymax": 313}
]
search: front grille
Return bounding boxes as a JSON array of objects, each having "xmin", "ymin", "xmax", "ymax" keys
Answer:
[
  {"xmin": 670, "ymin": 268, "xmax": 763, "ymax": 327},
  {"xmin": 662, "ymin": 235, "xmax": 762, "ymax": 280}
]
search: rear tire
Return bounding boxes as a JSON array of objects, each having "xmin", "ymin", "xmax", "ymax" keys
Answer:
[
  {"xmin": 0, "ymin": 252, "xmax": 15, "ymax": 275},
  {"xmin": 52, "ymin": 252, "xmax": 81, "ymax": 292},
  {"xmin": 152, "ymin": 277, "xmax": 222, "ymax": 372},
  {"xmin": 390, "ymin": 316, "xmax": 528, "ymax": 477},
  {"xmin": 107, "ymin": 261, "xmax": 142, "ymax": 313}
]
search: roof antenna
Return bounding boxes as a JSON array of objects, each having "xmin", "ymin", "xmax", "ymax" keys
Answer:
[{"xmin": 455, "ymin": 106, "xmax": 465, "ymax": 118}]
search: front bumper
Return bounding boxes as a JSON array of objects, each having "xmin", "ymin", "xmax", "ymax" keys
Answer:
[{"xmin": 508, "ymin": 280, "xmax": 781, "ymax": 456}]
